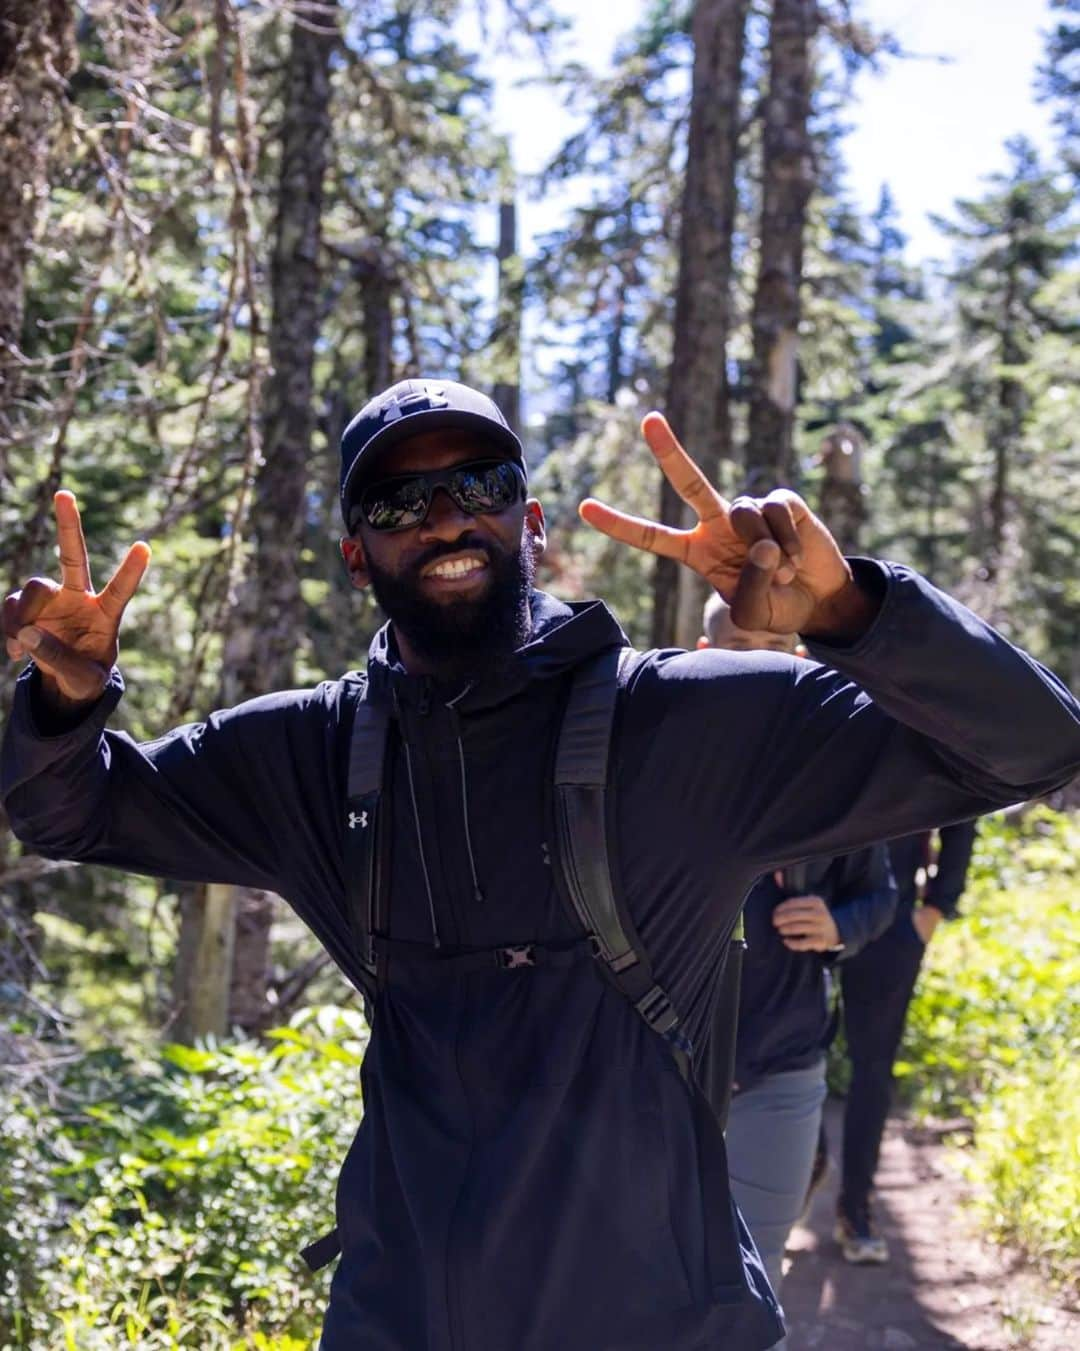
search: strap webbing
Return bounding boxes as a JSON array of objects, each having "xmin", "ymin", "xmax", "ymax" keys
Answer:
[
  {"xmin": 344, "ymin": 682, "xmax": 389, "ymax": 978},
  {"xmin": 301, "ymin": 1226, "xmax": 341, "ymax": 1273},
  {"xmin": 553, "ymin": 648, "xmax": 686, "ymax": 1056}
]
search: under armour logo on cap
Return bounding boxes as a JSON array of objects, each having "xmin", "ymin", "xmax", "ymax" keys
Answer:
[{"xmin": 379, "ymin": 384, "xmax": 449, "ymax": 423}]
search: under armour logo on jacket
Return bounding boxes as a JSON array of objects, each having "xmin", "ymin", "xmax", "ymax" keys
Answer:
[
  {"xmin": 379, "ymin": 384, "xmax": 448, "ymax": 423},
  {"xmin": 348, "ymin": 811, "xmax": 369, "ymax": 830}
]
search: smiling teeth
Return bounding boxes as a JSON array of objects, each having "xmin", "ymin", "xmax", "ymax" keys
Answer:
[{"xmin": 431, "ymin": 556, "xmax": 486, "ymax": 578}]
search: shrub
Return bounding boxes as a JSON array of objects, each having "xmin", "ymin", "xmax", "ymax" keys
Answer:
[
  {"xmin": 0, "ymin": 1006, "xmax": 366, "ymax": 1350},
  {"xmin": 892, "ymin": 808, "xmax": 1079, "ymax": 1283}
]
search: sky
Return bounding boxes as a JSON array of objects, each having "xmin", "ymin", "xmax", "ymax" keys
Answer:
[{"xmin": 471, "ymin": 0, "xmax": 1061, "ymax": 264}]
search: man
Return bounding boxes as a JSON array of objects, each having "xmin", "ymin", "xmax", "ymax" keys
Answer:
[
  {"xmin": 836, "ymin": 821, "xmax": 978, "ymax": 1264},
  {"xmin": 701, "ymin": 594, "xmax": 897, "ymax": 1342},
  {"xmin": 3, "ymin": 377, "xmax": 1079, "ymax": 1351}
]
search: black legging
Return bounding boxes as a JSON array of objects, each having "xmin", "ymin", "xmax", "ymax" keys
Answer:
[{"xmin": 839, "ymin": 911, "xmax": 926, "ymax": 1209}]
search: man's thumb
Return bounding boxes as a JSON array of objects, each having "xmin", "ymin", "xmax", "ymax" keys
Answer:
[{"xmin": 730, "ymin": 540, "xmax": 780, "ymax": 630}]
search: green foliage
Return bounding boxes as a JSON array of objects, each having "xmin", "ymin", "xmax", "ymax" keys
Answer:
[
  {"xmin": 0, "ymin": 1007, "xmax": 367, "ymax": 1349},
  {"xmin": 898, "ymin": 809, "xmax": 1080, "ymax": 1280}
]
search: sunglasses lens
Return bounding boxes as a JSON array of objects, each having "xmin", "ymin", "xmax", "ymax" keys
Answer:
[
  {"xmin": 361, "ymin": 477, "xmax": 429, "ymax": 532},
  {"xmin": 451, "ymin": 461, "xmax": 522, "ymax": 513},
  {"xmin": 355, "ymin": 459, "xmax": 523, "ymax": 533}
]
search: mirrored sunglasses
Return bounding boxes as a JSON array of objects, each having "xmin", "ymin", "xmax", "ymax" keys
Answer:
[{"xmin": 350, "ymin": 458, "xmax": 526, "ymax": 534}]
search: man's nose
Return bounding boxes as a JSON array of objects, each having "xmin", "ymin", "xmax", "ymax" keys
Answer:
[{"xmin": 419, "ymin": 485, "xmax": 473, "ymax": 539}]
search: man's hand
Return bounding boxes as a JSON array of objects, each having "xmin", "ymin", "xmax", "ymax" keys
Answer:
[
  {"xmin": 3, "ymin": 491, "xmax": 150, "ymax": 712},
  {"xmin": 771, "ymin": 892, "xmax": 842, "ymax": 953},
  {"xmin": 579, "ymin": 413, "xmax": 876, "ymax": 638},
  {"xmin": 911, "ymin": 904, "xmax": 943, "ymax": 945}
]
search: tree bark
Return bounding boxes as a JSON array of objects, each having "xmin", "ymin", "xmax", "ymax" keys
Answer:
[
  {"xmin": 491, "ymin": 197, "xmax": 522, "ymax": 434},
  {"xmin": 652, "ymin": 0, "xmax": 748, "ymax": 649},
  {"xmin": 173, "ymin": 1, "xmax": 339, "ymax": 1037},
  {"xmin": 988, "ymin": 233, "xmax": 1025, "ymax": 579},
  {"xmin": 745, "ymin": 0, "xmax": 817, "ymax": 494},
  {"xmin": 172, "ymin": 884, "xmax": 235, "ymax": 1044},
  {"xmin": 817, "ymin": 423, "xmax": 866, "ymax": 554},
  {"xmin": 0, "ymin": 0, "xmax": 75, "ymax": 485}
]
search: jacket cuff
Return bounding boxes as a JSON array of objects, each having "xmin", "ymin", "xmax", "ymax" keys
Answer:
[
  {"xmin": 803, "ymin": 558, "xmax": 896, "ymax": 660},
  {"xmin": 18, "ymin": 664, "xmax": 124, "ymax": 744}
]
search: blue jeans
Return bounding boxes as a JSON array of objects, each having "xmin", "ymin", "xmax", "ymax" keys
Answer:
[{"xmin": 726, "ymin": 1059, "xmax": 828, "ymax": 1349}]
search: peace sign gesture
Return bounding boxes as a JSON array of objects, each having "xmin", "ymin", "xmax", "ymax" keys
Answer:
[
  {"xmin": 580, "ymin": 413, "xmax": 867, "ymax": 638},
  {"xmin": 3, "ymin": 492, "xmax": 151, "ymax": 711}
]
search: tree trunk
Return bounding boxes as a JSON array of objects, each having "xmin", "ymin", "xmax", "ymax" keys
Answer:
[
  {"xmin": 172, "ymin": 884, "xmax": 235, "ymax": 1044},
  {"xmin": 0, "ymin": 0, "xmax": 75, "ymax": 949},
  {"xmin": 348, "ymin": 238, "xmax": 394, "ymax": 394},
  {"xmin": 745, "ymin": 0, "xmax": 817, "ymax": 494},
  {"xmin": 491, "ymin": 197, "xmax": 521, "ymax": 433},
  {"xmin": 0, "ymin": 0, "xmax": 75, "ymax": 484},
  {"xmin": 988, "ymin": 240, "xmax": 1024, "ymax": 580},
  {"xmin": 652, "ymin": 0, "xmax": 748, "ymax": 649},
  {"xmin": 817, "ymin": 423, "xmax": 866, "ymax": 554},
  {"xmin": 173, "ymin": 2, "xmax": 339, "ymax": 1037}
]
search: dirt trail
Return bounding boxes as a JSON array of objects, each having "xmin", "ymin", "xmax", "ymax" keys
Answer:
[{"xmin": 778, "ymin": 1100, "xmax": 1078, "ymax": 1350}]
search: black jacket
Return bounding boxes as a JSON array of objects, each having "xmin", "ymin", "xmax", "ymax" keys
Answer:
[
  {"xmin": 4, "ymin": 561, "xmax": 1079, "ymax": 1351},
  {"xmin": 888, "ymin": 820, "xmax": 978, "ymax": 920},
  {"xmin": 734, "ymin": 844, "xmax": 897, "ymax": 1090}
]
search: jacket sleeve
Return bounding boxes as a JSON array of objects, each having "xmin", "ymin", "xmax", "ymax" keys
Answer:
[
  {"xmin": 642, "ymin": 560, "xmax": 1080, "ymax": 875},
  {"xmin": 828, "ymin": 843, "xmax": 898, "ymax": 959},
  {"xmin": 1, "ymin": 664, "xmax": 361, "ymax": 983},
  {"xmin": 925, "ymin": 818, "xmax": 979, "ymax": 917},
  {"xmin": 1, "ymin": 665, "xmax": 345, "ymax": 898}
]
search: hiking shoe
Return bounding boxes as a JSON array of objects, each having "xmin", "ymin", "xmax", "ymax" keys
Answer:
[{"xmin": 834, "ymin": 1198, "xmax": 889, "ymax": 1264}]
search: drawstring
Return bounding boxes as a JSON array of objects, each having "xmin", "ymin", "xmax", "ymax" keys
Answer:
[
  {"xmin": 402, "ymin": 739, "xmax": 442, "ymax": 948},
  {"xmin": 394, "ymin": 688, "xmax": 442, "ymax": 950},
  {"xmin": 447, "ymin": 686, "xmax": 484, "ymax": 905}
]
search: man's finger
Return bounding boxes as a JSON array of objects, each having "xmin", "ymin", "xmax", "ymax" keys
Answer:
[
  {"xmin": 782, "ymin": 937, "xmax": 824, "ymax": 952},
  {"xmin": 729, "ymin": 539, "xmax": 780, "ymax": 631},
  {"xmin": 731, "ymin": 496, "xmax": 798, "ymax": 585},
  {"xmin": 579, "ymin": 499, "xmax": 691, "ymax": 563},
  {"xmin": 54, "ymin": 491, "xmax": 93, "ymax": 593},
  {"xmin": 98, "ymin": 541, "xmax": 151, "ymax": 621},
  {"xmin": 641, "ymin": 413, "xmax": 728, "ymax": 524},
  {"xmin": 774, "ymin": 916, "xmax": 825, "ymax": 937},
  {"xmin": 772, "ymin": 896, "xmax": 826, "ymax": 917},
  {"xmin": 17, "ymin": 626, "xmax": 109, "ymax": 702},
  {"xmin": 761, "ymin": 494, "xmax": 804, "ymax": 566},
  {"xmin": 4, "ymin": 578, "xmax": 61, "ymax": 637}
]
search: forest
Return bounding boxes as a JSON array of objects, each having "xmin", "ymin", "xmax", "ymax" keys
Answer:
[{"xmin": 1, "ymin": 1, "xmax": 1077, "ymax": 1347}]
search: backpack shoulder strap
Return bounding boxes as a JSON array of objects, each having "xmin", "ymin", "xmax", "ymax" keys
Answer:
[
  {"xmin": 706, "ymin": 908, "xmax": 746, "ymax": 1130},
  {"xmin": 302, "ymin": 673, "xmax": 389, "ymax": 1276},
  {"xmin": 553, "ymin": 647, "xmax": 688, "ymax": 1064},
  {"xmin": 342, "ymin": 672, "xmax": 389, "ymax": 986}
]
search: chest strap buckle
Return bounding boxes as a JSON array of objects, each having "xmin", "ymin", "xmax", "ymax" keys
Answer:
[{"xmin": 499, "ymin": 944, "xmax": 536, "ymax": 969}]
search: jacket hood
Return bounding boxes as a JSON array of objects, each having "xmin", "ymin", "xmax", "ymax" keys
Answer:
[{"xmin": 365, "ymin": 590, "xmax": 628, "ymax": 713}]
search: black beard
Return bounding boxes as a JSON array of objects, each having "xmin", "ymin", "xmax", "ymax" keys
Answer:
[{"xmin": 365, "ymin": 529, "xmax": 536, "ymax": 683}]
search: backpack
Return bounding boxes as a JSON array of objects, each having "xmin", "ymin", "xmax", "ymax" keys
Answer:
[{"xmin": 301, "ymin": 646, "xmax": 745, "ymax": 1273}]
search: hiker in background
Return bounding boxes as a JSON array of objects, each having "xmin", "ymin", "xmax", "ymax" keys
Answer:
[
  {"xmin": 835, "ymin": 821, "xmax": 978, "ymax": 1263},
  {"xmin": 701, "ymin": 594, "xmax": 898, "ymax": 1343}
]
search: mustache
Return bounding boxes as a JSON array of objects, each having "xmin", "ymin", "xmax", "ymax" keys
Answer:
[{"xmin": 406, "ymin": 534, "xmax": 497, "ymax": 577}]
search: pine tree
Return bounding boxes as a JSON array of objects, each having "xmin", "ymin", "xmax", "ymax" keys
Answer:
[
  {"xmin": 1036, "ymin": 0, "xmax": 1079, "ymax": 177},
  {"xmin": 933, "ymin": 138, "xmax": 1074, "ymax": 579},
  {"xmin": 744, "ymin": 0, "xmax": 818, "ymax": 493}
]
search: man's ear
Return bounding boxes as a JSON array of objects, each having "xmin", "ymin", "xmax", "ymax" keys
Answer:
[
  {"xmin": 525, "ymin": 498, "xmax": 547, "ymax": 560},
  {"xmin": 340, "ymin": 536, "xmax": 371, "ymax": 591},
  {"xmin": 696, "ymin": 636, "xmax": 710, "ymax": 650}
]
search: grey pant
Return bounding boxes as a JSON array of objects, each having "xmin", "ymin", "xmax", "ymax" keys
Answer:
[{"xmin": 726, "ymin": 1059, "xmax": 828, "ymax": 1348}]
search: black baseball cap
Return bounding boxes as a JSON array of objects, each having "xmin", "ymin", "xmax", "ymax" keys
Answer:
[{"xmin": 339, "ymin": 378, "xmax": 526, "ymax": 529}]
